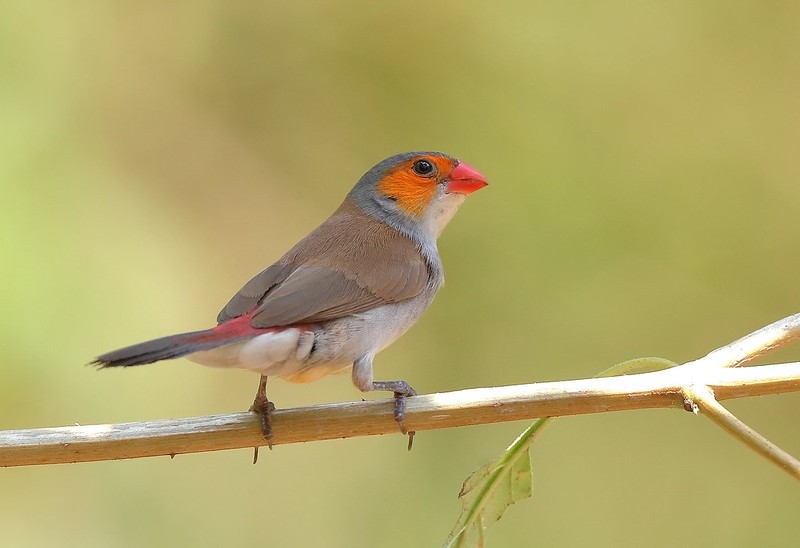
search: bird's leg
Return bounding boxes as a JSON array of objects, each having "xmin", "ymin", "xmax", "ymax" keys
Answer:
[
  {"xmin": 371, "ymin": 380, "xmax": 417, "ymax": 425},
  {"xmin": 250, "ymin": 374, "xmax": 275, "ymax": 462},
  {"xmin": 370, "ymin": 380, "xmax": 418, "ymax": 451},
  {"xmin": 352, "ymin": 356, "xmax": 417, "ymax": 450}
]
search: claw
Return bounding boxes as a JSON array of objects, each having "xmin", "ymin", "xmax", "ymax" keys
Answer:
[
  {"xmin": 392, "ymin": 391, "xmax": 416, "ymax": 450},
  {"xmin": 370, "ymin": 380, "xmax": 417, "ymax": 450}
]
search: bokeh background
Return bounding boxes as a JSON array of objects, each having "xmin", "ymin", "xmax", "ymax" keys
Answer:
[{"xmin": 2, "ymin": 1, "xmax": 799, "ymax": 546}]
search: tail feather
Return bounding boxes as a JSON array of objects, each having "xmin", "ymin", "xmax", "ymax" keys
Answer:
[{"xmin": 92, "ymin": 329, "xmax": 251, "ymax": 368}]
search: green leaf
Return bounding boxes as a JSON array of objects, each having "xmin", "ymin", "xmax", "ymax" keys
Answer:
[
  {"xmin": 444, "ymin": 356, "xmax": 678, "ymax": 547},
  {"xmin": 444, "ymin": 418, "xmax": 547, "ymax": 548},
  {"xmin": 596, "ymin": 356, "xmax": 679, "ymax": 378}
]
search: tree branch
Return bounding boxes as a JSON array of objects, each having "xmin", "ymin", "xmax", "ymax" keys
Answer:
[
  {"xmin": 3, "ymin": 313, "xmax": 799, "ymax": 468},
  {"xmin": 682, "ymin": 384, "xmax": 800, "ymax": 478},
  {"xmin": 686, "ymin": 313, "xmax": 800, "ymax": 369},
  {"xmin": 2, "ymin": 361, "xmax": 799, "ymax": 467}
]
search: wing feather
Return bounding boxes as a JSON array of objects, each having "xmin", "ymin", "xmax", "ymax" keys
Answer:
[{"xmin": 217, "ymin": 197, "xmax": 432, "ymax": 328}]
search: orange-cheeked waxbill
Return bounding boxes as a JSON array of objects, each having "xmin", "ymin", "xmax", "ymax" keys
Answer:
[{"xmin": 93, "ymin": 152, "xmax": 488, "ymax": 449}]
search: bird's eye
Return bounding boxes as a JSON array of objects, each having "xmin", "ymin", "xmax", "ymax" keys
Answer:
[{"xmin": 411, "ymin": 159, "xmax": 436, "ymax": 177}]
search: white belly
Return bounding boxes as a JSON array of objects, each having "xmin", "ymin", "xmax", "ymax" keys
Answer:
[{"xmin": 187, "ymin": 292, "xmax": 435, "ymax": 383}]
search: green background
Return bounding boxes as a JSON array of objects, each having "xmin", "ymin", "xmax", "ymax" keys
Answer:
[{"xmin": 2, "ymin": 2, "xmax": 799, "ymax": 546}]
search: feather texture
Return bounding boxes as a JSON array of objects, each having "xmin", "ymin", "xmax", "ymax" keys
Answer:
[{"xmin": 217, "ymin": 197, "xmax": 432, "ymax": 327}]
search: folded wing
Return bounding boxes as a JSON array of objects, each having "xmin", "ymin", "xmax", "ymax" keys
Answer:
[{"xmin": 217, "ymin": 197, "xmax": 432, "ymax": 328}]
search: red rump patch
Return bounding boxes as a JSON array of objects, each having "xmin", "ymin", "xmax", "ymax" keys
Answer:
[{"xmin": 187, "ymin": 312, "xmax": 315, "ymax": 343}]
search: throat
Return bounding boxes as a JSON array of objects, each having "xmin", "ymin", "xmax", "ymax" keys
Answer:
[{"xmin": 421, "ymin": 193, "xmax": 466, "ymax": 238}]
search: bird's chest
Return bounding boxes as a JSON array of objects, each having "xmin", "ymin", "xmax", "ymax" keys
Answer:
[{"xmin": 309, "ymin": 280, "xmax": 441, "ymax": 363}]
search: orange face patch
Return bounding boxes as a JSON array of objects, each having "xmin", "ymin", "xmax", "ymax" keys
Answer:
[{"xmin": 377, "ymin": 155, "xmax": 456, "ymax": 217}]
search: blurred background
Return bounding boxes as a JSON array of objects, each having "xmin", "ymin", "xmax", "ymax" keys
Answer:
[{"xmin": 2, "ymin": 1, "xmax": 799, "ymax": 546}]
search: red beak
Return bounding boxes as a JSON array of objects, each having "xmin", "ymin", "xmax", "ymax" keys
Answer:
[{"xmin": 445, "ymin": 161, "xmax": 489, "ymax": 195}]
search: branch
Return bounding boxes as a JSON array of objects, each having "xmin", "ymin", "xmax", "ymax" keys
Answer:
[
  {"xmin": 683, "ymin": 384, "xmax": 800, "ymax": 478},
  {"xmin": 2, "ymin": 361, "xmax": 799, "ymax": 467},
  {"xmin": 438, "ymin": 313, "xmax": 800, "ymax": 547},
  {"xmin": 686, "ymin": 313, "xmax": 800, "ymax": 369},
  {"xmin": 3, "ymin": 312, "xmax": 800, "ymax": 468}
]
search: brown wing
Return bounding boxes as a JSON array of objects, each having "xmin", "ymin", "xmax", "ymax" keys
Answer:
[
  {"xmin": 216, "ymin": 262, "xmax": 295, "ymax": 323},
  {"xmin": 217, "ymin": 197, "xmax": 431, "ymax": 327}
]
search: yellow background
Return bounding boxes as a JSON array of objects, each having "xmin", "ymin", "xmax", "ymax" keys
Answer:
[{"xmin": 2, "ymin": 2, "xmax": 799, "ymax": 546}]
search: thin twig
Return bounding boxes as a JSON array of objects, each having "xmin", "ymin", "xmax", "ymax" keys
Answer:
[
  {"xmin": 683, "ymin": 384, "xmax": 800, "ymax": 479},
  {"xmin": 4, "ymin": 313, "xmax": 800, "ymax": 468},
  {"xmin": 1, "ymin": 362, "xmax": 799, "ymax": 467},
  {"xmin": 685, "ymin": 312, "xmax": 800, "ymax": 369}
]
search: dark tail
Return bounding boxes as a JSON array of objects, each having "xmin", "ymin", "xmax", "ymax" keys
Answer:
[{"xmin": 92, "ymin": 329, "xmax": 247, "ymax": 368}]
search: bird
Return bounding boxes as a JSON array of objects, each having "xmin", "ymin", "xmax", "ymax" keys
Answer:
[{"xmin": 93, "ymin": 151, "xmax": 488, "ymax": 453}]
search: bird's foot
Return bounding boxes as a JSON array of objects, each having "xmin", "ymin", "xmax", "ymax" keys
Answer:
[
  {"xmin": 372, "ymin": 380, "xmax": 417, "ymax": 450},
  {"xmin": 250, "ymin": 375, "xmax": 275, "ymax": 463}
]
